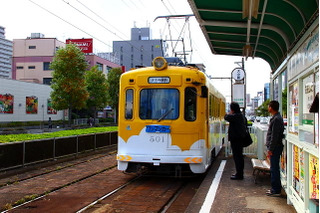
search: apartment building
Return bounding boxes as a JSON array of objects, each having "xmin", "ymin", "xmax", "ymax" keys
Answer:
[
  {"xmin": 12, "ymin": 34, "xmax": 121, "ymax": 84},
  {"xmin": 12, "ymin": 33, "xmax": 65, "ymax": 84},
  {"xmin": 113, "ymin": 27, "xmax": 164, "ymax": 71},
  {"xmin": 0, "ymin": 26, "xmax": 13, "ymax": 78}
]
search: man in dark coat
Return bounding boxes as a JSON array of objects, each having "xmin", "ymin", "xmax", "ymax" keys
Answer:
[
  {"xmin": 224, "ymin": 102, "xmax": 246, "ymax": 180},
  {"xmin": 265, "ymin": 100, "xmax": 284, "ymax": 196}
]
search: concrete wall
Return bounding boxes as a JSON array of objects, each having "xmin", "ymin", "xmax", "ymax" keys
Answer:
[{"xmin": 0, "ymin": 78, "xmax": 63, "ymax": 122}]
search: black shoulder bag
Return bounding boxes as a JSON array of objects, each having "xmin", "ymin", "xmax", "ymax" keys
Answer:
[{"xmin": 242, "ymin": 116, "xmax": 253, "ymax": 147}]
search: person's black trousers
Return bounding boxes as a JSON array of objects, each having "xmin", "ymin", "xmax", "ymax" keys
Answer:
[{"xmin": 231, "ymin": 140, "xmax": 244, "ymax": 177}]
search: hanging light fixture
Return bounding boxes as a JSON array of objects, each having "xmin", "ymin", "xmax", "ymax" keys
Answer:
[{"xmin": 242, "ymin": 0, "xmax": 260, "ymax": 19}]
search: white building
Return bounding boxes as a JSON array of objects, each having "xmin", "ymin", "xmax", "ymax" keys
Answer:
[
  {"xmin": 0, "ymin": 78, "xmax": 63, "ymax": 122},
  {"xmin": 0, "ymin": 26, "xmax": 13, "ymax": 78}
]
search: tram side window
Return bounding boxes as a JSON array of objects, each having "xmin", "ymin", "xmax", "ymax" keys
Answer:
[
  {"xmin": 125, "ymin": 89, "xmax": 133, "ymax": 119},
  {"xmin": 185, "ymin": 87, "xmax": 197, "ymax": 121}
]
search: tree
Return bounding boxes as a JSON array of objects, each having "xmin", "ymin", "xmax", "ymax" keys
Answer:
[
  {"xmin": 106, "ymin": 67, "xmax": 122, "ymax": 123},
  {"xmin": 50, "ymin": 44, "xmax": 89, "ymax": 126},
  {"xmin": 255, "ymin": 99, "xmax": 270, "ymax": 117},
  {"xmin": 86, "ymin": 66, "xmax": 108, "ymax": 123}
]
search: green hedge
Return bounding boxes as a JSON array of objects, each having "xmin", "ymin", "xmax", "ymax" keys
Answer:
[{"xmin": 0, "ymin": 126, "xmax": 118, "ymax": 143}]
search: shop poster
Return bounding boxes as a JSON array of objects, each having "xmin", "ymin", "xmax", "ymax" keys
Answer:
[{"xmin": 309, "ymin": 154, "xmax": 319, "ymax": 199}]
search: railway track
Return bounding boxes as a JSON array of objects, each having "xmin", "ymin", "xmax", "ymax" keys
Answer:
[
  {"xmin": 80, "ymin": 175, "xmax": 203, "ymax": 213},
  {"xmin": 0, "ymin": 145, "xmax": 117, "ymax": 188},
  {"xmin": 0, "ymin": 146, "xmax": 204, "ymax": 213},
  {"xmin": 0, "ymin": 146, "xmax": 120, "ymax": 212}
]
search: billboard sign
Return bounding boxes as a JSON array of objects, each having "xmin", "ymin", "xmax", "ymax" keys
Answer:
[{"xmin": 66, "ymin": 38, "xmax": 93, "ymax": 53}]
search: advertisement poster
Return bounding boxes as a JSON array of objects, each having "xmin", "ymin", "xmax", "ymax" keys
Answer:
[
  {"xmin": 289, "ymin": 82, "xmax": 299, "ymax": 134},
  {"xmin": 293, "ymin": 145, "xmax": 300, "ymax": 194},
  {"xmin": 0, "ymin": 94, "xmax": 14, "ymax": 114},
  {"xmin": 281, "ymin": 142, "xmax": 287, "ymax": 174},
  {"xmin": 26, "ymin": 96, "xmax": 38, "ymax": 114},
  {"xmin": 302, "ymin": 74, "xmax": 314, "ymax": 125},
  {"xmin": 47, "ymin": 99, "xmax": 57, "ymax": 114},
  {"xmin": 309, "ymin": 154, "xmax": 319, "ymax": 199},
  {"xmin": 299, "ymin": 148, "xmax": 305, "ymax": 201}
]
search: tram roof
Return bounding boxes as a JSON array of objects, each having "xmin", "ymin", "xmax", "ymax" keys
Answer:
[{"xmin": 188, "ymin": 0, "xmax": 319, "ymax": 72}]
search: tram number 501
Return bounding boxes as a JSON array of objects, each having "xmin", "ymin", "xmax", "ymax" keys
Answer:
[{"xmin": 149, "ymin": 135, "xmax": 166, "ymax": 143}]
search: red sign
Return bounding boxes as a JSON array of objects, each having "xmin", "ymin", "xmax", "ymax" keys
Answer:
[{"xmin": 66, "ymin": 38, "xmax": 93, "ymax": 53}]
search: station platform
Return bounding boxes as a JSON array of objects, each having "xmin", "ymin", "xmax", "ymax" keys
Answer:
[{"xmin": 186, "ymin": 152, "xmax": 297, "ymax": 213}]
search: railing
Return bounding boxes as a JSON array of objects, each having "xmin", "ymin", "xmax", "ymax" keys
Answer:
[
  {"xmin": 73, "ymin": 118, "xmax": 99, "ymax": 125},
  {"xmin": 0, "ymin": 131, "xmax": 117, "ymax": 172},
  {"xmin": 225, "ymin": 125, "xmax": 268, "ymax": 158}
]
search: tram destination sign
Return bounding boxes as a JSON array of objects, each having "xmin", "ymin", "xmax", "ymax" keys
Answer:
[
  {"xmin": 148, "ymin": 77, "xmax": 170, "ymax": 84},
  {"xmin": 146, "ymin": 125, "xmax": 171, "ymax": 133}
]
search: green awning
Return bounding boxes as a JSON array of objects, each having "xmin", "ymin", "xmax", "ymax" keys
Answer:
[{"xmin": 188, "ymin": 0, "xmax": 319, "ymax": 72}]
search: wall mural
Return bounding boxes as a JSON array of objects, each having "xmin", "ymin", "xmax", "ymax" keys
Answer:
[
  {"xmin": 0, "ymin": 94, "xmax": 14, "ymax": 114},
  {"xmin": 47, "ymin": 99, "xmax": 57, "ymax": 114},
  {"xmin": 26, "ymin": 96, "xmax": 38, "ymax": 114}
]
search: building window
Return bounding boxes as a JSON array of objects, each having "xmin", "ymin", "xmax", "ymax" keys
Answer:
[
  {"xmin": 43, "ymin": 62, "xmax": 52, "ymax": 70},
  {"xmin": 28, "ymin": 66, "xmax": 35, "ymax": 69},
  {"xmin": 43, "ymin": 78, "xmax": 53, "ymax": 85},
  {"xmin": 151, "ymin": 46, "xmax": 154, "ymax": 52},
  {"xmin": 28, "ymin": 46, "xmax": 36, "ymax": 49},
  {"xmin": 131, "ymin": 46, "xmax": 133, "ymax": 52},
  {"xmin": 96, "ymin": 62, "xmax": 103, "ymax": 71},
  {"xmin": 16, "ymin": 66, "xmax": 24, "ymax": 69},
  {"xmin": 120, "ymin": 46, "xmax": 123, "ymax": 52}
]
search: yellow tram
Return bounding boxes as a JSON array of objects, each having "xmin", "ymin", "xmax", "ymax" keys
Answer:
[{"xmin": 117, "ymin": 57, "xmax": 226, "ymax": 174}]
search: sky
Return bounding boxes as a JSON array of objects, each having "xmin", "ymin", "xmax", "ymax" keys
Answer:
[{"xmin": 1, "ymin": 0, "xmax": 271, "ymax": 101}]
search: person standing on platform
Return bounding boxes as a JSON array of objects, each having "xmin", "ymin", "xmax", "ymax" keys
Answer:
[
  {"xmin": 224, "ymin": 102, "xmax": 246, "ymax": 180},
  {"xmin": 265, "ymin": 100, "xmax": 284, "ymax": 196}
]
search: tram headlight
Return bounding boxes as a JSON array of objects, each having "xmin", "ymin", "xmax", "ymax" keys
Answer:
[{"xmin": 152, "ymin": 57, "xmax": 167, "ymax": 71}]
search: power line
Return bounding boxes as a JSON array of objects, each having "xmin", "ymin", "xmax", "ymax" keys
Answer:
[
  {"xmin": 66, "ymin": 0, "xmax": 151, "ymax": 67},
  {"xmin": 62, "ymin": 0, "xmax": 126, "ymax": 41},
  {"xmin": 27, "ymin": 0, "xmax": 112, "ymax": 49},
  {"xmin": 75, "ymin": 0, "xmax": 128, "ymax": 40}
]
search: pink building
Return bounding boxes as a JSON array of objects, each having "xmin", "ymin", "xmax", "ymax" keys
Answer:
[{"xmin": 12, "ymin": 34, "xmax": 121, "ymax": 84}]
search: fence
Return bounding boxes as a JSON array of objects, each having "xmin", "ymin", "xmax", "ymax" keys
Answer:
[
  {"xmin": 73, "ymin": 118, "xmax": 99, "ymax": 125},
  {"xmin": 0, "ymin": 131, "xmax": 117, "ymax": 171},
  {"xmin": 225, "ymin": 125, "xmax": 268, "ymax": 158}
]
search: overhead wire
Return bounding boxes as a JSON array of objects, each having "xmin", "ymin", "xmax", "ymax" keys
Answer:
[
  {"xmin": 30, "ymin": 0, "xmax": 148, "ymax": 67},
  {"xmin": 160, "ymin": 0, "xmax": 207, "ymax": 66},
  {"xmin": 75, "ymin": 0, "xmax": 128, "ymax": 40},
  {"xmin": 27, "ymin": 0, "xmax": 112, "ymax": 49},
  {"xmin": 73, "ymin": 0, "xmax": 151, "ymax": 66},
  {"xmin": 70, "ymin": 0, "xmax": 149, "ymax": 66}
]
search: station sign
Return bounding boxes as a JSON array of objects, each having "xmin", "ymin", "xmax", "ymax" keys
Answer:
[
  {"xmin": 232, "ymin": 68, "xmax": 245, "ymax": 81},
  {"xmin": 232, "ymin": 84, "xmax": 245, "ymax": 108},
  {"xmin": 66, "ymin": 38, "xmax": 93, "ymax": 53},
  {"xmin": 231, "ymin": 67, "xmax": 246, "ymax": 108}
]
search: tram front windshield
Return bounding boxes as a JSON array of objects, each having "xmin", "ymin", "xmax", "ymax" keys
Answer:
[{"xmin": 140, "ymin": 89, "xmax": 179, "ymax": 120}]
